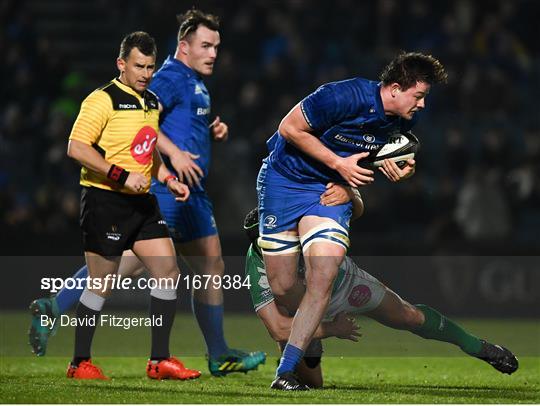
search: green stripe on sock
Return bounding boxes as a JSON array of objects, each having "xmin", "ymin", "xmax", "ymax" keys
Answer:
[{"xmin": 413, "ymin": 304, "xmax": 482, "ymax": 355}]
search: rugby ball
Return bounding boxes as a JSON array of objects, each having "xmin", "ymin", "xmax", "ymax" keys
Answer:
[{"xmin": 366, "ymin": 132, "xmax": 420, "ymax": 168}]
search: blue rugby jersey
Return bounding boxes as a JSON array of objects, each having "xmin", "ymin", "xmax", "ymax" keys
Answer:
[
  {"xmin": 149, "ymin": 56, "xmax": 211, "ymax": 192},
  {"xmin": 267, "ymin": 78, "xmax": 419, "ymax": 184}
]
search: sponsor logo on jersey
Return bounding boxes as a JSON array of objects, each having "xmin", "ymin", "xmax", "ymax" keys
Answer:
[
  {"xmin": 196, "ymin": 107, "xmax": 210, "ymax": 116},
  {"xmin": 194, "ymin": 84, "xmax": 203, "ymax": 94},
  {"xmin": 334, "ymin": 134, "xmax": 381, "ymax": 151},
  {"xmin": 131, "ymin": 126, "xmax": 158, "ymax": 164},
  {"xmin": 363, "ymin": 134, "xmax": 375, "ymax": 143},
  {"xmin": 348, "ymin": 284, "xmax": 372, "ymax": 307},
  {"xmin": 263, "ymin": 215, "xmax": 278, "ymax": 230},
  {"xmin": 118, "ymin": 103, "xmax": 138, "ymax": 109}
]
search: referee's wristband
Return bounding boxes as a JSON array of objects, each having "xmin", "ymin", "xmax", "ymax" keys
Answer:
[
  {"xmin": 107, "ymin": 164, "xmax": 130, "ymax": 186},
  {"xmin": 164, "ymin": 175, "xmax": 178, "ymax": 185}
]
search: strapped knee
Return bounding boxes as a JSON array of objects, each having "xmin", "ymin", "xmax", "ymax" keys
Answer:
[
  {"xmin": 300, "ymin": 221, "xmax": 349, "ymax": 253},
  {"xmin": 258, "ymin": 232, "xmax": 301, "ymax": 255}
]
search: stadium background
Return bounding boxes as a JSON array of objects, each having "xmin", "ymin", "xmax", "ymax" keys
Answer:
[{"xmin": 1, "ymin": 0, "xmax": 538, "ymax": 318}]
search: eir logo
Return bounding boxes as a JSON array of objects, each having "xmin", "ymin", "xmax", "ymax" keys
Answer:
[{"xmin": 131, "ymin": 126, "xmax": 157, "ymax": 164}]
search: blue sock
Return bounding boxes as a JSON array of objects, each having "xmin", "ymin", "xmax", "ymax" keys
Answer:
[
  {"xmin": 192, "ymin": 298, "xmax": 229, "ymax": 359},
  {"xmin": 55, "ymin": 265, "xmax": 88, "ymax": 314},
  {"xmin": 277, "ymin": 344, "xmax": 304, "ymax": 376}
]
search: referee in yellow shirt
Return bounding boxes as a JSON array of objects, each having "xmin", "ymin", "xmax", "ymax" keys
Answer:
[{"xmin": 66, "ymin": 31, "xmax": 199, "ymax": 380}]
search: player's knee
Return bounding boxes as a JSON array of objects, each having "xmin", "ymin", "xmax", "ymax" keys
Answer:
[
  {"xmin": 269, "ymin": 277, "xmax": 297, "ymax": 297},
  {"xmin": 209, "ymin": 256, "xmax": 225, "ymax": 276},
  {"xmin": 159, "ymin": 262, "xmax": 181, "ymax": 281},
  {"xmin": 401, "ymin": 305, "xmax": 424, "ymax": 330},
  {"xmin": 192, "ymin": 255, "xmax": 224, "ymax": 277}
]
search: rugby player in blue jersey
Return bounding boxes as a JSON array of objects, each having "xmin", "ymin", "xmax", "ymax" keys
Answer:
[
  {"xmin": 257, "ymin": 52, "xmax": 449, "ymax": 390},
  {"xmin": 146, "ymin": 9, "xmax": 264, "ymax": 375},
  {"xmin": 28, "ymin": 9, "xmax": 265, "ymax": 376},
  {"xmin": 243, "ymin": 202, "xmax": 518, "ymax": 389}
]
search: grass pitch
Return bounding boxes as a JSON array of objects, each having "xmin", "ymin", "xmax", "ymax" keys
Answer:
[{"xmin": 1, "ymin": 312, "xmax": 539, "ymax": 403}]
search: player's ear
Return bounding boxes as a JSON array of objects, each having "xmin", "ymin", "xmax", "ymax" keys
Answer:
[
  {"xmin": 178, "ymin": 40, "xmax": 190, "ymax": 55},
  {"xmin": 116, "ymin": 57, "xmax": 126, "ymax": 73},
  {"xmin": 391, "ymin": 83, "xmax": 401, "ymax": 97}
]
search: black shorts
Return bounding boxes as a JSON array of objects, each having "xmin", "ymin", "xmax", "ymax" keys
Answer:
[{"xmin": 80, "ymin": 187, "xmax": 170, "ymax": 257}]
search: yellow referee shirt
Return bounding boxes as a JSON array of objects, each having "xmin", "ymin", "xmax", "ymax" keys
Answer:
[{"xmin": 69, "ymin": 78, "xmax": 160, "ymax": 194}]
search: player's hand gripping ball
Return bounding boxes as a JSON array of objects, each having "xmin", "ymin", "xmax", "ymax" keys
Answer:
[{"xmin": 367, "ymin": 131, "xmax": 420, "ymax": 169}]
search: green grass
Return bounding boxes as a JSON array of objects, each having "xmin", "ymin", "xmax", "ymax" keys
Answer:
[{"xmin": 1, "ymin": 311, "xmax": 539, "ymax": 403}]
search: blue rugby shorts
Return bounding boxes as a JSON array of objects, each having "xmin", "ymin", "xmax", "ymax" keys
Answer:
[{"xmin": 256, "ymin": 162, "xmax": 352, "ymax": 236}]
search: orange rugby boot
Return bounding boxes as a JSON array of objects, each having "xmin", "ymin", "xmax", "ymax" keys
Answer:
[
  {"xmin": 66, "ymin": 359, "xmax": 109, "ymax": 380},
  {"xmin": 146, "ymin": 356, "xmax": 201, "ymax": 380}
]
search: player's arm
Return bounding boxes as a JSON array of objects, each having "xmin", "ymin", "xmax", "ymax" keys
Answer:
[
  {"xmin": 279, "ymin": 105, "xmax": 373, "ymax": 188},
  {"xmin": 257, "ymin": 302, "xmax": 359, "ymax": 342},
  {"xmin": 67, "ymin": 139, "xmax": 113, "ymax": 177},
  {"xmin": 320, "ymin": 183, "xmax": 364, "ymax": 220},
  {"xmin": 67, "ymin": 91, "xmax": 113, "ymax": 176},
  {"xmin": 67, "ymin": 139, "xmax": 149, "ymax": 194},
  {"xmin": 151, "ymin": 148, "xmax": 190, "ymax": 202},
  {"xmin": 348, "ymin": 187, "xmax": 365, "ymax": 220},
  {"xmin": 156, "ymin": 130, "xmax": 203, "ymax": 187},
  {"xmin": 151, "ymin": 76, "xmax": 203, "ymax": 187}
]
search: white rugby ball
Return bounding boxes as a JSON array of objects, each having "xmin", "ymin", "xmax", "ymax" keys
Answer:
[{"xmin": 367, "ymin": 132, "xmax": 420, "ymax": 168}]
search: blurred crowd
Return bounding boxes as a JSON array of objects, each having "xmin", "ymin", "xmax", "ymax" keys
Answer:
[{"xmin": 1, "ymin": 0, "xmax": 539, "ymax": 254}]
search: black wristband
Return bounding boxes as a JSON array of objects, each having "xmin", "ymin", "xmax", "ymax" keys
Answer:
[{"xmin": 107, "ymin": 164, "xmax": 130, "ymax": 186}]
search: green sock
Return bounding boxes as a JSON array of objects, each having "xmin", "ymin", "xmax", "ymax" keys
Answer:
[{"xmin": 413, "ymin": 304, "xmax": 482, "ymax": 355}]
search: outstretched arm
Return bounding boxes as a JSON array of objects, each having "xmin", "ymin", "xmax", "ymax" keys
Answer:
[
  {"xmin": 156, "ymin": 130, "xmax": 203, "ymax": 187},
  {"xmin": 151, "ymin": 149, "xmax": 190, "ymax": 202},
  {"xmin": 257, "ymin": 301, "xmax": 360, "ymax": 342}
]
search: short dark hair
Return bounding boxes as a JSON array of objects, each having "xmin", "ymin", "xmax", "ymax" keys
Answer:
[
  {"xmin": 243, "ymin": 207, "xmax": 259, "ymax": 244},
  {"xmin": 177, "ymin": 8, "xmax": 220, "ymax": 42},
  {"xmin": 380, "ymin": 52, "xmax": 448, "ymax": 90},
  {"xmin": 119, "ymin": 31, "xmax": 157, "ymax": 60}
]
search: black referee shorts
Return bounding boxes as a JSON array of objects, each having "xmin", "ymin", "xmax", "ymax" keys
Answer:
[{"xmin": 80, "ymin": 187, "xmax": 170, "ymax": 257}]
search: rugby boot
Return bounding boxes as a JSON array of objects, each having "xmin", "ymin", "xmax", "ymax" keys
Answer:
[
  {"xmin": 270, "ymin": 371, "xmax": 310, "ymax": 391},
  {"xmin": 147, "ymin": 356, "xmax": 201, "ymax": 380},
  {"xmin": 208, "ymin": 348, "xmax": 266, "ymax": 376},
  {"xmin": 67, "ymin": 359, "xmax": 109, "ymax": 380},
  {"xmin": 476, "ymin": 339, "xmax": 519, "ymax": 374},
  {"xmin": 28, "ymin": 297, "xmax": 60, "ymax": 356}
]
